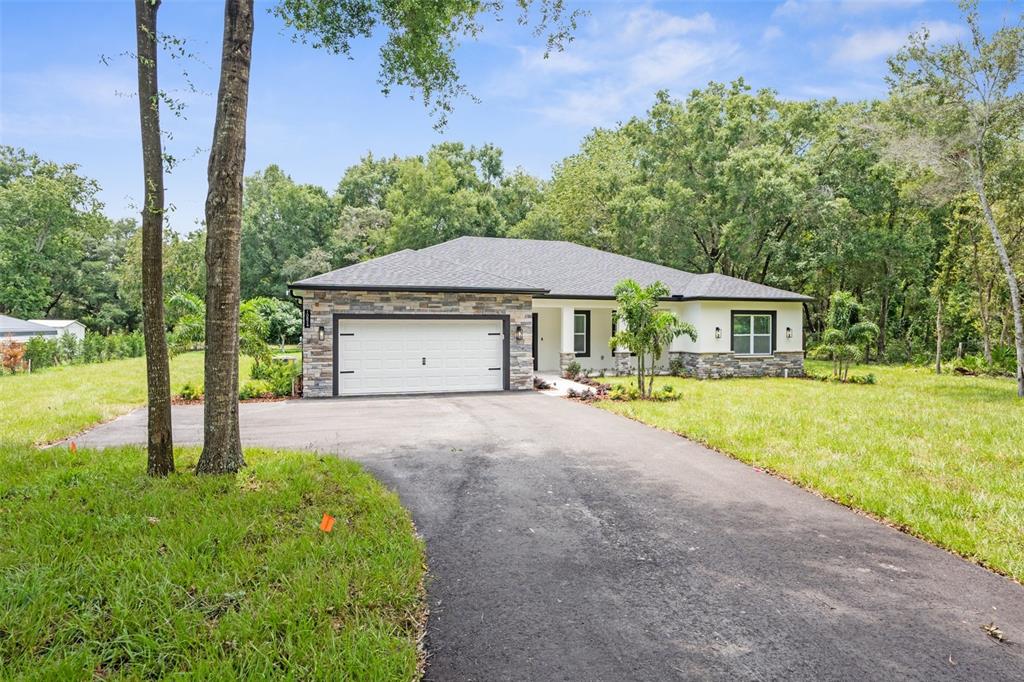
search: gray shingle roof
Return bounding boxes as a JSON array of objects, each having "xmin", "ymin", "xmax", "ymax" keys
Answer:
[
  {"xmin": 290, "ymin": 248, "xmax": 546, "ymax": 293},
  {"xmin": 290, "ymin": 237, "xmax": 811, "ymax": 301},
  {"xmin": 0, "ymin": 315, "xmax": 58, "ymax": 336}
]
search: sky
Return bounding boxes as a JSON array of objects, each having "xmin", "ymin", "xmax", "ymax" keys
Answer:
[{"xmin": 0, "ymin": 0, "xmax": 1005, "ymax": 232}]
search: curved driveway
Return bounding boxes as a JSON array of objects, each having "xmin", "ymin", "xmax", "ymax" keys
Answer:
[{"xmin": 76, "ymin": 392, "xmax": 1024, "ymax": 681}]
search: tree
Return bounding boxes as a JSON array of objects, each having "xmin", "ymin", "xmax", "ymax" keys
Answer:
[
  {"xmin": 248, "ymin": 296, "xmax": 301, "ymax": 350},
  {"xmin": 196, "ymin": 0, "xmax": 577, "ymax": 474},
  {"xmin": 134, "ymin": 0, "xmax": 174, "ymax": 475},
  {"xmin": 888, "ymin": 0, "xmax": 1024, "ymax": 397},
  {"xmin": 813, "ymin": 291, "xmax": 880, "ymax": 381},
  {"xmin": 196, "ymin": 0, "xmax": 254, "ymax": 475},
  {"xmin": 241, "ymin": 165, "xmax": 334, "ymax": 299},
  {"xmin": 0, "ymin": 147, "xmax": 107, "ymax": 319},
  {"xmin": 609, "ymin": 279, "xmax": 696, "ymax": 398}
]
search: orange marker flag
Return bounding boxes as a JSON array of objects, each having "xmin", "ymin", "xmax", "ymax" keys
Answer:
[
  {"xmin": 319, "ymin": 513, "xmax": 336, "ymax": 533},
  {"xmin": 69, "ymin": 441, "xmax": 78, "ymax": 454}
]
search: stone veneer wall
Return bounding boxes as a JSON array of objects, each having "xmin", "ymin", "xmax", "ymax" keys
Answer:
[
  {"xmin": 670, "ymin": 351, "xmax": 804, "ymax": 379},
  {"xmin": 299, "ymin": 289, "xmax": 534, "ymax": 398}
]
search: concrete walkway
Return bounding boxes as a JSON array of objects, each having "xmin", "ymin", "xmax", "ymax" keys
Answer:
[{"xmin": 75, "ymin": 393, "xmax": 1024, "ymax": 681}]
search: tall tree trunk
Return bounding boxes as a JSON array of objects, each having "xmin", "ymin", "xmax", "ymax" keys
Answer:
[
  {"xmin": 973, "ymin": 177, "xmax": 1024, "ymax": 398},
  {"xmin": 935, "ymin": 298, "xmax": 943, "ymax": 375},
  {"xmin": 197, "ymin": 0, "xmax": 253, "ymax": 474},
  {"xmin": 972, "ymin": 240, "xmax": 993, "ymax": 364},
  {"xmin": 135, "ymin": 0, "xmax": 174, "ymax": 476},
  {"xmin": 877, "ymin": 290, "xmax": 889, "ymax": 358}
]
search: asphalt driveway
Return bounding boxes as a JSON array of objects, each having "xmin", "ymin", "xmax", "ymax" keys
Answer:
[{"xmin": 76, "ymin": 393, "xmax": 1023, "ymax": 680}]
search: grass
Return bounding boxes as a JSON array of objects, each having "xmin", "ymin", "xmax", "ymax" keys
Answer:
[
  {"xmin": 1, "ymin": 351, "xmax": 426, "ymax": 679},
  {"xmin": 0, "ymin": 353, "xmax": 257, "ymax": 447},
  {"xmin": 598, "ymin": 361, "xmax": 1024, "ymax": 582},
  {"xmin": 0, "ymin": 445, "xmax": 426, "ymax": 680}
]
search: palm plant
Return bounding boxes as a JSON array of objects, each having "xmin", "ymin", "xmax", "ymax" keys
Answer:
[
  {"xmin": 609, "ymin": 279, "xmax": 697, "ymax": 398},
  {"xmin": 814, "ymin": 291, "xmax": 879, "ymax": 381}
]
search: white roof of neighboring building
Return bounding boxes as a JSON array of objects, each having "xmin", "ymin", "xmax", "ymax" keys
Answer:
[
  {"xmin": 29, "ymin": 319, "xmax": 82, "ymax": 328},
  {"xmin": 0, "ymin": 315, "xmax": 58, "ymax": 336}
]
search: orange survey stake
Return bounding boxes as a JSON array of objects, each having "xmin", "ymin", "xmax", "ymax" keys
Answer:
[
  {"xmin": 69, "ymin": 441, "xmax": 78, "ymax": 454},
  {"xmin": 319, "ymin": 514, "xmax": 336, "ymax": 532}
]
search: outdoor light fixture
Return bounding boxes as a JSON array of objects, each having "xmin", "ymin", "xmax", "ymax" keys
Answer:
[
  {"xmin": 714, "ymin": 326, "xmax": 722, "ymax": 339},
  {"xmin": 318, "ymin": 326, "xmax": 325, "ymax": 342},
  {"xmin": 515, "ymin": 325, "xmax": 524, "ymax": 342},
  {"xmin": 786, "ymin": 326, "xmax": 793, "ymax": 339}
]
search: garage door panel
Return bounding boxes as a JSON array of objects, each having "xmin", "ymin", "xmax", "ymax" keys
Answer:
[{"xmin": 336, "ymin": 318, "xmax": 504, "ymax": 396}]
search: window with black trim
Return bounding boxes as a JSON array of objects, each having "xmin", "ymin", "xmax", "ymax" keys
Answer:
[
  {"xmin": 732, "ymin": 313, "xmax": 773, "ymax": 355},
  {"xmin": 574, "ymin": 310, "xmax": 590, "ymax": 357}
]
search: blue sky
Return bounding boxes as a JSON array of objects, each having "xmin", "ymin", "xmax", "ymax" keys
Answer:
[{"xmin": 0, "ymin": 0, "xmax": 997, "ymax": 231}]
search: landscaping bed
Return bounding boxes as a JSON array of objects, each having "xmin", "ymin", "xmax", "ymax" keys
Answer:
[
  {"xmin": 0, "ymin": 445, "xmax": 427, "ymax": 679},
  {"xmin": 595, "ymin": 362, "xmax": 1024, "ymax": 583}
]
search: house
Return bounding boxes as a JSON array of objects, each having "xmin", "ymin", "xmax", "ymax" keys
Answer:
[
  {"xmin": 0, "ymin": 314, "xmax": 60, "ymax": 342},
  {"xmin": 289, "ymin": 237, "xmax": 811, "ymax": 397},
  {"xmin": 29, "ymin": 319, "xmax": 86, "ymax": 341}
]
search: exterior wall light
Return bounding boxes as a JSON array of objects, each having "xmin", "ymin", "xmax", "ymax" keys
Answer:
[
  {"xmin": 318, "ymin": 326, "xmax": 325, "ymax": 342},
  {"xmin": 786, "ymin": 326, "xmax": 793, "ymax": 339},
  {"xmin": 515, "ymin": 325, "xmax": 524, "ymax": 342},
  {"xmin": 714, "ymin": 326, "xmax": 721, "ymax": 339}
]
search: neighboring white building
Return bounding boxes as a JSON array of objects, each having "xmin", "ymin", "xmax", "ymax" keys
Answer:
[
  {"xmin": 29, "ymin": 319, "xmax": 87, "ymax": 341},
  {"xmin": 0, "ymin": 315, "xmax": 60, "ymax": 342}
]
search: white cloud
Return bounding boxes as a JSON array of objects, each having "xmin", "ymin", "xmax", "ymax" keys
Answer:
[
  {"xmin": 619, "ymin": 8, "xmax": 715, "ymax": 44},
  {"xmin": 774, "ymin": 0, "xmax": 925, "ymax": 22},
  {"xmin": 832, "ymin": 20, "xmax": 961, "ymax": 63},
  {"xmin": 494, "ymin": 5, "xmax": 736, "ymax": 128},
  {"xmin": 762, "ymin": 26, "xmax": 784, "ymax": 43}
]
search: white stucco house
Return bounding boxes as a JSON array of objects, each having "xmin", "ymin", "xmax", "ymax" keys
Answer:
[
  {"xmin": 29, "ymin": 319, "xmax": 86, "ymax": 341},
  {"xmin": 289, "ymin": 237, "xmax": 811, "ymax": 398}
]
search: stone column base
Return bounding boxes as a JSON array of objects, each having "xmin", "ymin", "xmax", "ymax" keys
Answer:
[
  {"xmin": 559, "ymin": 352, "xmax": 577, "ymax": 376},
  {"xmin": 613, "ymin": 351, "xmax": 632, "ymax": 376}
]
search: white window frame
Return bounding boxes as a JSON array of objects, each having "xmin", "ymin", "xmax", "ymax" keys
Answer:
[{"xmin": 732, "ymin": 312, "xmax": 773, "ymax": 356}]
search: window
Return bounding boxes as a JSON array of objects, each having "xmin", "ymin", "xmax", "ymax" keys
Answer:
[
  {"xmin": 574, "ymin": 310, "xmax": 590, "ymax": 357},
  {"xmin": 732, "ymin": 312, "xmax": 774, "ymax": 355}
]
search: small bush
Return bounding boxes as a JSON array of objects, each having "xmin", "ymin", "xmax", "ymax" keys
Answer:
[
  {"xmin": 563, "ymin": 360, "xmax": 582, "ymax": 380},
  {"xmin": 176, "ymin": 380, "xmax": 204, "ymax": 401},
  {"xmin": 23, "ymin": 337, "xmax": 58, "ymax": 369},
  {"xmin": 533, "ymin": 376, "xmax": 551, "ymax": 390},
  {"xmin": 239, "ymin": 379, "xmax": 275, "ymax": 400},
  {"xmin": 669, "ymin": 356, "xmax": 685, "ymax": 377},
  {"xmin": 251, "ymin": 359, "xmax": 299, "ymax": 397},
  {"xmin": 1, "ymin": 340, "xmax": 26, "ymax": 374},
  {"xmin": 607, "ymin": 383, "xmax": 640, "ymax": 401}
]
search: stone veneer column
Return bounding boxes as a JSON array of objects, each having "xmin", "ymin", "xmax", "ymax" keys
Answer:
[
  {"xmin": 559, "ymin": 352, "xmax": 577, "ymax": 376},
  {"xmin": 613, "ymin": 351, "xmax": 632, "ymax": 376}
]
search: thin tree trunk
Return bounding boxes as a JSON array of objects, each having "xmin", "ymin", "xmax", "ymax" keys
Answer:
[
  {"xmin": 972, "ymin": 239, "xmax": 994, "ymax": 364},
  {"xmin": 973, "ymin": 177, "xmax": 1024, "ymax": 398},
  {"xmin": 935, "ymin": 298, "xmax": 943, "ymax": 375},
  {"xmin": 135, "ymin": 0, "xmax": 174, "ymax": 476},
  {"xmin": 197, "ymin": 0, "xmax": 253, "ymax": 474},
  {"xmin": 877, "ymin": 291, "xmax": 889, "ymax": 358}
]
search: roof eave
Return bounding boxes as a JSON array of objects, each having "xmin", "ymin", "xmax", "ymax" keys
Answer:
[{"xmin": 671, "ymin": 295, "xmax": 813, "ymax": 302}]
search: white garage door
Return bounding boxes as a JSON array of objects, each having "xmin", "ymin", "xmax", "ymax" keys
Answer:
[{"xmin": 337, "ymin": 318, "xmax": 505, "ymax": 396}]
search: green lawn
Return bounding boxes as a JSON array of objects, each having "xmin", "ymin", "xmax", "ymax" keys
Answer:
[
  {"xmin": 0, "ymin": 445, "xmax": 426, "ymax": 679},
  {"xmin": 1, "ymin": 353, "xmax": 427, "ymax": 680},
  {"xmin": 0, "ymin": 353, "xmax": 252, "ymax": 447},
  {"xmin": 599, "ymin": 362, "xmax": 1024, "ymax": 582}
]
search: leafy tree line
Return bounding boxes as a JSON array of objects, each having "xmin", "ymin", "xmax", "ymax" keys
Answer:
[{"xmin": 4, "ymin": 6, "xmax": 1022, "ymax": 394}]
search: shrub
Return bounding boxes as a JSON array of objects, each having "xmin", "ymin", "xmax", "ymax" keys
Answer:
[
  {"xmin": 563, "ymin": 360, "xmax": 582, "ymax": 380},
  {"xmin": 239, "ymin": 379, "xmax": 275, "ymax": 400},
  {"xmin": 23, "ymin": 336, "xmax": 58, "ymax": 369},
  {"xmin": 176, "ymin": 381, "xmax": 204, "ymax": 401},
  {"xmin": 669, "ymin": 355, "xmax": 685, "ymax": 377},
  {"xmin": 82, "ymin": 332, "xmax": 106, "ymax": 363},
  {"xmin": 1, "ymin": 340, "xmax": 26, "ymax": 373},
  {"xmin": 56, "ymin": 333, "xmax": 81, "ymax": 364},
  {"xmin": 250, "ymin": 359, "xmax": 300, "ymax": 397},
  {"xmin": 607, "ymin": 383, "xmax": 640, "ymax": 401}
]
